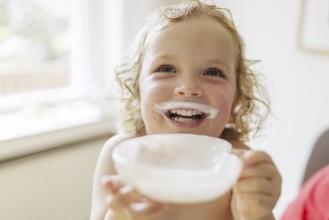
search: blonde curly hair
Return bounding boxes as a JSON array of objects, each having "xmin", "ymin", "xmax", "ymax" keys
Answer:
[{"xmin": 115, "ymin": 0, "xmax": 270, "ymax": 142}]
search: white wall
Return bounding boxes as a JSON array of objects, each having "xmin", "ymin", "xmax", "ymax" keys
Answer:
[
  {"xmin": 217, "ymin": 0, "xmax": 329, "ymax": 217},
  {"xmin": 0, "ymin": 138, "xmax": 106, "ymax": 220}
]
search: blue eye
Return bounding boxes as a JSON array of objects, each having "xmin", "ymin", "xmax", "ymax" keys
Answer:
[
  {"xmin": 156, "ymin": 65, "xmax": 175, "ymax": 73},
  {"xmin": 205, "ymin": 68, "xmax": 225, "ymax": 78}
]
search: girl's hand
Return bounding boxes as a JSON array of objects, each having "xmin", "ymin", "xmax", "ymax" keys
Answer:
[
  {"xmin": 231, "ymin": 150, "xmax": 282, "ymax": 220},
  {"xmin": 102, "ymin": 175, "xmax": 165, "ymax": 220}
]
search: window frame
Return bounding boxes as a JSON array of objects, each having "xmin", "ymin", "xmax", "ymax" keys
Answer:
[{"xmin": 0, "ymin": 0, "xmax": 124, "ymax": 161}]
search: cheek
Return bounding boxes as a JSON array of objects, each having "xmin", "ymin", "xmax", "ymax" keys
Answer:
[
  {"xmin": 211, "ymin": 88, "xmax": 236, "ymax": 119},
  {"xmin": 139, "ymin": 80, "xmax": 170, "ymax": 118},
  {"xmin": 140, "ymin": 79, "xmax": 171, "ymax": 102}
]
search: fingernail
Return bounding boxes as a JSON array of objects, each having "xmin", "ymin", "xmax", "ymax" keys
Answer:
[{"xmin": 101, "ymin": 176, "xmax": 120, "ymax": 193}]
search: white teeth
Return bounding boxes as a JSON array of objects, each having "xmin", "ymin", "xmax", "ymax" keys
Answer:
[
  {"xmin": 154, "ymin": 101, "xmax": 219, "ymax": 119},
  {"xmin": 173, "ymin": 117, "xmax": 194, "ymax": 123},
  {"xmin": 170, "ymin": 109, "xmax": 202, "ymax": 117}
]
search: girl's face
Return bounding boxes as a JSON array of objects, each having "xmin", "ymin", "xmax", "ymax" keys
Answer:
[{"xmin": 139, "ymin": 14, "xmax": 237, "ymax": 137}]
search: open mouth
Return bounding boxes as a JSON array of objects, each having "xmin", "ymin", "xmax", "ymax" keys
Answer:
[
  {"xmin": 165, "ymin": 108, "xmax": 206, "ymax": 123},
  {"xmin": 154, "ymin": 101, "xmax": 219, "ymax": 125}
]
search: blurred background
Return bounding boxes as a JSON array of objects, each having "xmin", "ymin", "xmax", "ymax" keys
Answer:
[{"xmin": 0, "ymin": 0, "xmax": 329, "ymax": 219}]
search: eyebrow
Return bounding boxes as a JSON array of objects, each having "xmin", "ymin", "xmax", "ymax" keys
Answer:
[{"xmin": 151, "ymin": 53, "xmax": 175, "ymax": 60}]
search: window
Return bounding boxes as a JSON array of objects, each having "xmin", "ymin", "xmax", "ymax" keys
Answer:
[
  {"xmin": 0, "ymin": 0, "xmax": 123, "ymax": 142},
  {"xmin": 0, "ymin": 0, "xmax": 165, "ymax": 155},
  {"xmin": 0, "ymin": 0, "xmax": 71, "ymax": 98}
]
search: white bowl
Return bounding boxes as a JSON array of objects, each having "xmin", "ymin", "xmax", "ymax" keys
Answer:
[{"xmin": 112, "ymin": 134, "xmax": 242, "ymax": 204}]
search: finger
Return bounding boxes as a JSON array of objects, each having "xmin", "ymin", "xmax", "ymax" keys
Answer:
[
  {"xmin": 130, "ymin": 200, "xmax": 165, "ymax": 215},
  {"xmin": 119, "ymin": 186, "xmax": 166, "ymax": 215},
  {"xmin": 105, "ymin": 184, "xmax": 141, "ymax": 211},
  {"xmin": 240, "ymin": 157, "xmax": 282, "ymax": 190},
  {"xmin": 102, "ymin": 176, "xmax": 166, "ymax": 217},
  {"xmin": 236, "ymin": 175, "xmax": 281, "ymax": 199},
  {"xmin": 232, "ymin": 149, "xmax": 282, "ymax": 185},
  {"xmin": 119, "ymin": 185, "xmax": 142, "ymax": 203},
  {"xmin": 235, "ymin": 178, "xmax": 274, "ymax": 196},
  {"xmin": 102, "ymin": 175, "xmax": 125, "ymax": 193},
  {"xmin": 243, "ymin": 150, "xmax": 274, "ymax": 167},
  {"xmin": 232, "ymin": 149, "xmax": 274, "ymax": 167},
  {"xmin": 239, "ymin": 162, "xmax": 280, "ymax": 180},
  {"xmin": 106, "ymin": 193, "xmax": 125, "ymax": 210},
  {"xmin": 233, "ymin": 193, "xmax": 277, "ymax": 217}
]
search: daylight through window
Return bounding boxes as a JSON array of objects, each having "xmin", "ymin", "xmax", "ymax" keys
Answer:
[{"xmin": 0, "ymin": 0, "xmax": 71, "ymax": 96}]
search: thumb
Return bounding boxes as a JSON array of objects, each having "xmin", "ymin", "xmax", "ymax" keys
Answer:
[
  {"xmin": 231, "ymin": 148, "xmax": 255, "ymax": 166},
  {"xmin": 231, "ymin": 148, "xmax": 249, "ymax": 160}
]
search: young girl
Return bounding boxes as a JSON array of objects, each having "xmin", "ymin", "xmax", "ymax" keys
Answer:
[{"xmin": 90, "ymin": 1, "xmax": 281, "ymax": 219}]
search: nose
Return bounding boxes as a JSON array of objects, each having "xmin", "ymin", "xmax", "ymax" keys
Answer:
[{"xmin": 174, "ymin": 76, "xmax": 203, "ymax": 97}]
